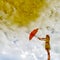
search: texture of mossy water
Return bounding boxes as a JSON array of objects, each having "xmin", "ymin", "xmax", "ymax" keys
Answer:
[{"xmin": 0, "ymin": 0, "xmax": 47, "ymax": 27}]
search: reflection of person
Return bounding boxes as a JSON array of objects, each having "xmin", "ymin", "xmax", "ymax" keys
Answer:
[{"xmin": 38, "ymin": 35, "xmax": 50, "ymax": 60}]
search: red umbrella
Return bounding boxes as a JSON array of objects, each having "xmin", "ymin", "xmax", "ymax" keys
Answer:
[{"xmin": 29, "ymin": 28, "xmax": 39, "ymax": 40}]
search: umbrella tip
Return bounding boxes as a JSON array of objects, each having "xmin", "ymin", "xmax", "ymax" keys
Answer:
[{"xmin": 36, "ymin": 28, "xmax": 39, "ymax": 30}]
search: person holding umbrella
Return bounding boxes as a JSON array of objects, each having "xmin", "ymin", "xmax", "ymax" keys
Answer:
[
  {"xmin": 29, "ymin": 28, "xmax": 50, "ymax": 60},
  {"xmin": 38, "ymin": 35, "xmax": 50, "ymax": 60}
]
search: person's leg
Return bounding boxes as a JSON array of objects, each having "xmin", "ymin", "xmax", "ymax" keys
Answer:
[{"xmin": 46, "ymin": 49, "xmax": 50, "ymax": 60}]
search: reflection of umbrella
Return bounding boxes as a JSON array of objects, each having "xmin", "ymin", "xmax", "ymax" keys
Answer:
[{"xmin": 29, "ymin": 28, "xmax": 39, "ymax": 40}]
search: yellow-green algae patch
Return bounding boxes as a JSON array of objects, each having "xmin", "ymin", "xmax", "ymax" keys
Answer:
[{"xmin": 0, "ymin": 0, "xmax": 48, "ymax": 27}]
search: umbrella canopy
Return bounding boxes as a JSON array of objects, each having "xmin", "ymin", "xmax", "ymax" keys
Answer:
[{"xmin": 29, "ymin": 28, "xmax": 39, "ymax": 40}]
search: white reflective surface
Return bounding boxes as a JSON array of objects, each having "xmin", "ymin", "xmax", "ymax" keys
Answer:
[
  {"xmin": 0, "ymin": 0, "xmax": 60, "ymax": 60},
  {"xmin": 0, "ymin": 27, "xmax": 60, "ymax": 60}
]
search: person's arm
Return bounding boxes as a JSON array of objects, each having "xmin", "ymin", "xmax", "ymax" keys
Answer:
[{"xmin": 38, "ymin": 37, "xmax": 45, "ymax": 41}]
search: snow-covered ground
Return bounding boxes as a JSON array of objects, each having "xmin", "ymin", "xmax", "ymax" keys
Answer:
[{"xmin": 0, "ymin": 0, "xmax": 60, "ymax": 60}]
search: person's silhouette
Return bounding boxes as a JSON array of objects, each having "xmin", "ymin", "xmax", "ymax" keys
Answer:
[{"xmin": 38, "ymin": 35, "xmax": 50, "ymax": 60}]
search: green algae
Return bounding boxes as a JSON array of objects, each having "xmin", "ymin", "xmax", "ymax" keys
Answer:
[{"xmin": 0, "ymin": 0, "xmax": 48, "ymax": 27}]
